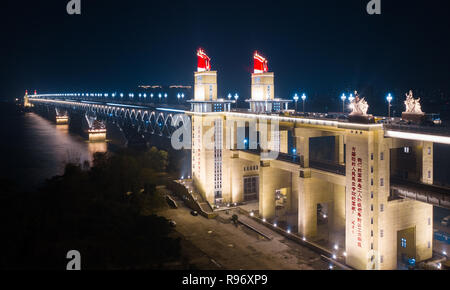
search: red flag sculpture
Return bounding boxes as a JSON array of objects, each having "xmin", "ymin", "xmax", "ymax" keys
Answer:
[
  {"xmin": 253, "ymin": 51, "xmax": 268, "ymax": 74},
  {"xmin": 197, "ymin": 48, "xmax": 211, "ymax": 72}
]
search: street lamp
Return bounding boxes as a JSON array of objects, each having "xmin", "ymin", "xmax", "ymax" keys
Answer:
[
  {"xmin": 234, "ymin": 93, "xmax": 239, "ymax": 109},
  {"xmin": 348, "ymin": 93, "xmax": 355, "ymax": 103},
  {"xmin": 293, "ymin": 93, "xmax": 299, "ymax": 113},
  {"xmin": 341, "ymin": 93, "xmax": 347, "ymax": 113},
  {"xmin": 386, "ymin": 93, "xmax": 393, "ymax": 118},
  {"xmin": 301, "ymin": 93, "xmax": 306, "ymax": 113},
  {"xmin": 227, "ymin": 93, "xmax": 232, "ymax": 100}
]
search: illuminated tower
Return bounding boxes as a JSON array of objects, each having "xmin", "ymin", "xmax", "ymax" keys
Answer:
[
  {"xmin": 188, "ymin": 48, "xmax": 233, "ymax": 205},
  {"xmin": 24, "ymin": 90, "xmax": 33, "ymax": 108},
  {"xmin": 246, "ymin": 51, "xmax": 290, "ymax": 113}
]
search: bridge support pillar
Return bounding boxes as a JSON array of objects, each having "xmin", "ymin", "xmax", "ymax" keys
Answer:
[
  {"xmin": 258, "ymin": 161, "xmax": 279, "ymax": 220},
  {"xmin": 421, "ymin": 141, "xmax": 433, "ymax": 185},
  {"xmin": 230, "ymin": 152, "xmax": 244, "ymax": 203},
  {"xmin": 335, "ymin": 135, "xmax": 345, "ymax": 165},
  {"xmin": 296, "ymin": 136, "xmax": 310, "ymax": 168},
  {"xmin": 298, "ymin": 170, "xmax": 316, "ymax": 237}
]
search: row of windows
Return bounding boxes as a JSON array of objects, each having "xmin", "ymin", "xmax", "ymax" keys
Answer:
[
  {"xmin": 370, "ymin": 152, "xmax": 385, "ymax": 161},
  {"xmin": 244, "ymin": 165, "xmax": 259, "ymax": 172},
  {"xmin": 370, "ymin": 203, "xmax": 384, "ymax": 212},
  {"xmin": 370, "ymin": 178, "xmax": 384, "ymax": 186}
]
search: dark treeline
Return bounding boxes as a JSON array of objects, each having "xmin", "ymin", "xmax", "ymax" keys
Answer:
[{"xmin": 0, "ymin": 147, "xmax": 181, "ymax": 269}]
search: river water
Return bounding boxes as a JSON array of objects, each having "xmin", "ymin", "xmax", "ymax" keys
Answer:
[{"xmin": 0, "ymin": 102, "xmax": 109, "ymax": 190}]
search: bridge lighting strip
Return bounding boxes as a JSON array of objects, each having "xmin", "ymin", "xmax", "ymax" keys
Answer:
[
  {"xmin": 385, "ymin": 130, "xmax": 450, "ymax": 145},
  {"xmin": 156, "ymin": 107, "xmax": 187, "ymax": 113},
  {"xmin": 105, "ymin": 102, "xmax": 148, "ymax": 109},
  {"xmin": 81, "ymin": 100, "xmax": 104, "ymax": 104}
]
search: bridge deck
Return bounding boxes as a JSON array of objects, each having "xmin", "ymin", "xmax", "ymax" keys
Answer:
[{"xmin": 390, "ymin": 177, "xmax": 450, "ymax": 209}]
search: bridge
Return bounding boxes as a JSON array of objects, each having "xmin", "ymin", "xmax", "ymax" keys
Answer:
[{"xmin": 24, "ymin": 49, "xmax": 450, "ymax": 270}]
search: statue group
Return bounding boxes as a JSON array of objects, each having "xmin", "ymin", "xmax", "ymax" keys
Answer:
[
  {"xmin": 348, "ymin": 91, "xmax": 374, "ymax": 123},
  {"xmin": 404, "ymin": 90, "xmax": 423, "ymax": 115},
  {"xmin": 350, "ymin": 91, "xmax": 369, "ymax": 116},
  {"xmin": 347, "ymin": 89, "xmax": 424, "ymax": 124}
]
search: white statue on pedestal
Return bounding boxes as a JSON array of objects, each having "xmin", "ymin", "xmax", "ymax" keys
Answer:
[
  {"xmin": 350, "ymin": 91, "xmax": 369, "ymax": 116},
  {"xmin": 404, "ymin": 90, "xmax": 423, "ymax": 114}
]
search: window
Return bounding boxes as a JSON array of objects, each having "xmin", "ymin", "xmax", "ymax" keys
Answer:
[
  {"xmin": 371, "ymin": 153, "xmax": 374, "ymax": 160},
  {"xmin": 404, "ymin": 147, "xmax": 410, "ymax": 153},
  {"xmin": 401, "ymin": 238, "xmax": 407, "ymax": 248},
  {"xmin": 371, "ymin": 243, "xmax": 373, "ymax": 250},
  {"xmin": 380, "ymin": 152, "xmax": 384, "ymax": 160},
  {"xmin": 371, "ymin": 204, "xmax": 373, "ymax": 211},
  {"xmin": 371, "ymin": 166, "xmax": 373, "ymax": 173},
  {"xmin": 428, "ymin": 241, "xmax": 431, "ymax": 248},
  {"xmin": 371, "ymin": 218, "xmax": 373, "ymax": 225},
  {"xmin": 380, "ymin": 178, "xmax": 384, "ymax": 186},
  {"xmin": 380, "ymin": 255, "xmax": 384, "ymax": 263},
  {"xmin": 428, "ymin": 147, "xmax": 431, "ymax": 155},
  {"xmin": 243, "ymin": 176, "xmax": 258, "ymax": 201},
  {"xmin": 371, "ymin": 230, "xmax": 373, "ymax": 237},
  {"xmin": 380, "ymin": 204, "xmax": 384, "ymax": 212},
  {"xmin": 428, "ymin": 171, "xmax": 431, "ymax": 178},
  {"xmin": 371, "ymin": 191, "xmax": 374, "ymax": 199},
  {"xmin": 428, "ymin": 218, "xmax": 431, "ymax": 226},
  {"xmin": 371, "ymin": 179, "xmax": 373, "ymax": 186},
  {"xmin": 380, "ymin": 229, "xmax": 384, "ymax": 237}
]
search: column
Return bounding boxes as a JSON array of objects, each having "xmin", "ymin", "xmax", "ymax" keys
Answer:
[
  {"xmin": 335, "ymin": 135, "xmax": 345, "ymax": 165},
  {"xmin": 259, "ymin": 161, "xmax": 276, "ymax": 220}
]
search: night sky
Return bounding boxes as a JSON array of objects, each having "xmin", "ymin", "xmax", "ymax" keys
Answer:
[{"xmin": 2, "ymin": 0, "xmax": 450, "ymax": 111}]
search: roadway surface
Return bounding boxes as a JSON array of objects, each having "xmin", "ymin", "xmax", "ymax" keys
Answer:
[{"xmin": 158, "ymin": 192, "xmax": 330, "ymax": 270}]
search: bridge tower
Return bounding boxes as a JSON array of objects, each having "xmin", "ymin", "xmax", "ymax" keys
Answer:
[
  {"xmin": 246, "ymin": 51, "xmax": 291, "ymax": 113},
  {"xmin": 24, "ymin": 90, "xmax": 33, "ymax": 108},
  {"xmin": 344, "ymin": 127, "xmax": 433, "ymax": 270},
  {"xmin": 189, "ymin": 48, "xmax": 234, "ymax": 206}
]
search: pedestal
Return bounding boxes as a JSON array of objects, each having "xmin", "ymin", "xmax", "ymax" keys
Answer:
[
  {"xmin": 401, "ymin": 113, "xmax": 425, "ymax": 124},
  {"xmin": 348, "ymin": 114, "xmax": 375, "ymax": 124}
]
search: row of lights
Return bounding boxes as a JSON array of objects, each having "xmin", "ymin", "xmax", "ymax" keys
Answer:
[
  {"xmin": 293, "ymin": 91, "xmax": 394, "ymax": 116},
  {"xmin": 46, "ymin": 92, "xmax": 186, "ymax": 99}
]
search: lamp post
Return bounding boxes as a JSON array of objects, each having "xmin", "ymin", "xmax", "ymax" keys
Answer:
[
  {"xmin": 301, "ymin": 93, "xmax": 306, "ymax": 113},
  {"xmin": 234, "ymin": 93, "xmax": 239, "ymax": 109},
  {"xmin": 293, "ymin": 93, "xmax": 299, "ymax": 113},
  {"xmin": 341, "ymin": 93, "xmax": 347, "ymax": 113},
  {"xmin": 386, "ymin": 93, "xmax": 393, "ymax": 118},
  {"xmin": 348, "ymin": 93, "xmax": 354, "ymax": 103},
  {"xmin": 348, "ymin": 93, "xmax": 355, "ymax": 112}
]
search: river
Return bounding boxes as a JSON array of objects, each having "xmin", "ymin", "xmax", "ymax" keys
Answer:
[{"xmin": 0, "ymin": 102, "xmax": 110, "ymax": 190}]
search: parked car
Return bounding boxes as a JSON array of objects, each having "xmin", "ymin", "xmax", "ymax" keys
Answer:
[{"xmin": 190, "ymin": 210, "xmax": 198, "ymax": 216}]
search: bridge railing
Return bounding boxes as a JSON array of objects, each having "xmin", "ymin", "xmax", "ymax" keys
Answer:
[{"xmin": 384, "ymin": 123, "xmax": 450, "ymax": 136}]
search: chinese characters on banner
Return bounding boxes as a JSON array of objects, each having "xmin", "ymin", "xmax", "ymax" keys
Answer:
[{"xmin": 351, "ymin": 146, "xmax": 363, "ymax": 248}]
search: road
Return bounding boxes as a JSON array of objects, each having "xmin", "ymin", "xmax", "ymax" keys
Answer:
[{"xmin": 158, "ymin": 193, "xmax": 329, "ymax": 270}]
